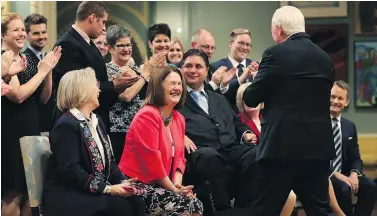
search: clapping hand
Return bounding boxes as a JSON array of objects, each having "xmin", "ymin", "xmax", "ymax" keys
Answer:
[
  {"xmin": 38, "ymin": 46, "xmax": 62, "ymax": 74},
  {"xmin": 1, "ymin": 50, "xmax": 15, "ymax": 77},
  {"xmin": 211, "ymin": 66, "xmax": 227, "ymax": 86},
  {"xmin": 8, "ymin": 53, "xmax": 27, "ymax": 76},
  {"xmin": 248, "ymin": 61, "xmax": 259, "ymax": 78},
  {"xmin": 220, "ymin": 67, "xmax": 236, "ymax": 87}
]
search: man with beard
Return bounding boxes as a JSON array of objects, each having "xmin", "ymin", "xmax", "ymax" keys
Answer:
[{"xmin": 51, "ymin": 1, "xmax": 139, "ymax": 130}]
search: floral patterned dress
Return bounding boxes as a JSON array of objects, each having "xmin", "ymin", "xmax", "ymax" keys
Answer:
[{"xmin": 106, "ymin": 62, "xmax": 146, "ymax": 162}]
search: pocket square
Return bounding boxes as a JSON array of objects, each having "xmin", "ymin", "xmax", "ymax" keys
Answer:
[{"xmin": 348, "ymin": 137, "xmax": 353, "ymax": 140}]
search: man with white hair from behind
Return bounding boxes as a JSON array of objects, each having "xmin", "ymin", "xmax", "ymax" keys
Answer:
[{"xmin": 243, "ymin": 6, "xmax": 335, "ymax": 216}]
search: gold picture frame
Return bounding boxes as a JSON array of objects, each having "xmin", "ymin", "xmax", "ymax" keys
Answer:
[
  {"xmin": 280, "ymin": 1, "xmax": 348, "ymax": 18},
  {"xmin": 1, "ymin": 1, "xmax": 11, "ymax": 14}
]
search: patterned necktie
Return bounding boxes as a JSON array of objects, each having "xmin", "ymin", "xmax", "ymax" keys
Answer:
[
  {"xmin": 190, "ymin": 91, "xmax": 209, "ymax": 114},
  {"xmin": 332, "ymin": 117, "xmax": 342, "ymax": 172}
]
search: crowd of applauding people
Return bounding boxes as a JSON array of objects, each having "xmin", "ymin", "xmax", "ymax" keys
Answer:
[{"xmin": 2, "ymin": 1, "xmax": 376, "ymax": 216}]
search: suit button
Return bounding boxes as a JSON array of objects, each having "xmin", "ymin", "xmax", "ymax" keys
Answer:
[{"xmin": 216, "ymin": 123, "xmax": 220, "ymax": 127}]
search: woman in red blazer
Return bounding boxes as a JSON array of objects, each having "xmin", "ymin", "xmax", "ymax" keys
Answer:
[{"xmin": 119, "ymin": 64, "xmax": 203, "ymax": 216}]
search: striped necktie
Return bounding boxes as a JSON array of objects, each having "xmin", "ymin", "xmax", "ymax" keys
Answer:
[{"xmin": 332, "ymin": 117, "xmax": 342, "ymax": 173}]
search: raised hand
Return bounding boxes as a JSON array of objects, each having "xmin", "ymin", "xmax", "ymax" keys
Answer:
[
  {"xmin": 8, "ymin": 54, "xmax": 27, "ymax": 76},
  {"xmin": 220, "ymin": 67, "xmax": 236, "ymax": 87},
  {"xmin": 248, "ymin": 61, "xmax": 259, "ymax": 78},
  {"xmin": 38, "ymin": 46, "xmax": 62, "ymax": 74},
  {"xmin": 211, "ymin": 66, "xmax": 227, "ymax": 86},
  {"xmin": 1, "ymin": 50, "xmax": 15, "ymax": 77}
]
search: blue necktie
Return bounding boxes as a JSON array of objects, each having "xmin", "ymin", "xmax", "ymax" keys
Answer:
[{"xmin": 190, "ymin": 91, "xmax": 208, "ymax": 114}]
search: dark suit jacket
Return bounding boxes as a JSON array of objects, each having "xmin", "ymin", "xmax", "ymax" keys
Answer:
[
  {"xmin": 43, "ymin": 111, "xmax": 126, "ymax": 216},
  {"xmin": 179, "ymin": 89, "xmax": 249, "ymax": 151},
  {"xmin": 211, "ymin": 57, "xmax": 253, "ymax": 111},
  {"xmin": 52, "ymin": 27, "xmax": 117, "ymax": 130},
  {"xmin": 330, "ymin": 117, "xmax": 363, "ymax": 176},
  {"xmin": 243, "ymin": 32, "xmax": 335, "ymax": 161}
]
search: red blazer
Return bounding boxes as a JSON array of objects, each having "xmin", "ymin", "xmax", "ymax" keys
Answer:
[
  {"xmin": 238, "ymin": 112, "xmax": 262, "ymax": 144},
  {"xmin": 118, "ymin": 105, "xmax": 187, "ymax": 184}
]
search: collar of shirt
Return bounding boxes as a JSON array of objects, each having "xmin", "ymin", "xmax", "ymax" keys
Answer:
[
  {"xmin": 187, "ymin": 86, "xmax": 208, "ymax": 98},
  {"xmin": 228, "ymin": 55, "xmax": 247, "ymax": 69},
  {"xmin": 28, "ymin": 45, "xmax": 44, "ymax": 60},
  {"xmin": 330, "ymin": 114, "xmax": 341, "ymax": 122},
  {"xmin": 72, "ymin": 24, "xmax": 91, "ymax": 44}
]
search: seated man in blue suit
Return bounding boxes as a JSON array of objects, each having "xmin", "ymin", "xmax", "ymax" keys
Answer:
[
  {"xmin": 211, "ymin": 28, "xmax": 259, "ymax": 113},
  {"xmin": 329, "ymin": 80, "xmax": 377, "ymax": 216}
]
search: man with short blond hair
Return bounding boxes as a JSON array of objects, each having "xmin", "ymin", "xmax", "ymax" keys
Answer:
[{"xmin": 211, "ymin": 28, "xmax": 258, "ymax": 113}]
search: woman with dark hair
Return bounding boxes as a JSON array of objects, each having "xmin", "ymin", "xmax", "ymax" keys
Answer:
[{"xmin": 119, "ymin": 65, "xmax": 203, "ymax": 216}]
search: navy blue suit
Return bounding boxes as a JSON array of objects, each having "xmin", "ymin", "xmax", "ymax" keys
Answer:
[
  {"xmin": 211, "ymin": 57, "xmax": 253, "ymax": 112},
  {"xmin": 330, "ymin": 117, "xmax": 377, "ymax": 216}
]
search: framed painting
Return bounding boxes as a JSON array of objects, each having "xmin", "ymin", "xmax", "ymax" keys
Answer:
[
  {"xmin": 1, "ymin": 1, "xmax": 11, "ymax": 14},
  {"xmin": 306, "ymin": 24, "xmax": 348, "ymax": 82},
  {"xmin": 354, "ymin": 41, "xmax": 377, "ymax": 108},
  {"xmin": 280, "ymin": 1, "xmax": 347, "ymax": 18},
  {"xmin": 354, "ymin": 2, "xmax": 377, "ymax": 35}
]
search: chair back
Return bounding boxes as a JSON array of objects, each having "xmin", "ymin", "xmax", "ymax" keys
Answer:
[{"xmin": 20, "ymin": 136, "xmax": 51, "ymax": 208}]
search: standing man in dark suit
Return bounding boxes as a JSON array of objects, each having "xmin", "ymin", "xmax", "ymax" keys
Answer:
[
  {"xmin": 52, "ymin": 1, "xmax": 139, "ymax": 130},
  {"xmin": 329, "ymin": 80, "xmax": 377, "ymax": 216},
  {"xmin": 179, "ymin": 49, "xmax": 258, "ymax": 211},
  {"xmin": 243, "ymin": 6, "xmax": 335, "ymax": 215},
  {"xmin": 23, "ymin": 13, "xmax": 53, "ymax": 133},
  {"xmin": 212, "ymin": 29, "xmax": 259, "ymax": 113}
]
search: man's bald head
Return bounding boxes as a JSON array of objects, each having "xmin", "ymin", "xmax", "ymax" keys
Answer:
[{"xmin": 191, "ymin": 29, "xmax": 216, "ymax": 59}]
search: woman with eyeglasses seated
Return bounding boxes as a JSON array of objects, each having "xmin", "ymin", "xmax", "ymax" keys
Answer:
[
  {"xmin": 43, "ymin": 67, "xmax": 145, "ymax": 216},
  {"xmin": 118, "ymin": 65, "xmax": 203, "ymax": 216}
]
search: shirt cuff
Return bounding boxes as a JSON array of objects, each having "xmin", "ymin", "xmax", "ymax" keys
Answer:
[
  {"xmin": 240, "ymin": 130, "xmax": 253, "ymax": 144},
  {"xmin": 219, "ymin": 83, "xmax": 229, "ymax": 94},
  {"xmin": 209, "ymin": 81, "xmax": 219, "ymax": 91},
  {"xmin": 350, "ymin": 169, "xmax": 362, "ymax": 176}
]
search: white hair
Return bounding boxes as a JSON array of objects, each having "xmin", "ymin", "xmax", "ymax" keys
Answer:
[{"xmin": 272, "ymin": 6, "xmax": 305, "ymax": 36}]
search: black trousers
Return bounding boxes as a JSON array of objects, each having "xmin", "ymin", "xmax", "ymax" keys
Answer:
[
  {"xmin": 93, "ymin": 195, "xmax": 145, "ymax": 216},
  {"xmin": 185, "ymin": 144, "xmax": 258, "ymax": 211},
  {"xmin": 248, "ymin": 159, "xmax": 330, "ymax": 216},
  {"xmin": 331, "ymin": 174, "xmax": 377, "ymax": 216},
  {"xmin": 109, "ymin": 132, "xmax": 127, "ymax": 164}
]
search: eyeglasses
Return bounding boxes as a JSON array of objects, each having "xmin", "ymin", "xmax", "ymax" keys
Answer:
[
  {"xmin": 200, "ymin": 45, "xmax": 216, "ymax": 51},
  {"xmin": 115, "ymin": 43, "xmax": 133, "ymax": 49},
  {"xmin": 236, "ymin": 41, "xmax": 252, "ymax": 48}
]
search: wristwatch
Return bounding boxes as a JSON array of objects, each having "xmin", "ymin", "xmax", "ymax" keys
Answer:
[{"xmin": 140, "ymin": 74, "xmax": 148, "ymax": 83}]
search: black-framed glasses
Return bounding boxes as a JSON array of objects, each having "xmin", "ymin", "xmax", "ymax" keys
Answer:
[{"xmin": 115, "ymin": 43, "xmax": 133, "ymax": 49}]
